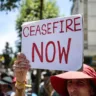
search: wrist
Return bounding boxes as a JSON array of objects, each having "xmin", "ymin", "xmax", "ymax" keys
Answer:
[
  {"xmin": 15, "ymin": 87, "xmax": 25, "ymax": 96},
  {"xmin": 15, "ymin": 80, "xmax": 26, "ymax": 89}
]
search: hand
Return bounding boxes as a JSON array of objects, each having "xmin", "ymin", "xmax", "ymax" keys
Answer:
[{"xmin": 13, "ymin": 53, "xmax": 30, "ymax": 83}]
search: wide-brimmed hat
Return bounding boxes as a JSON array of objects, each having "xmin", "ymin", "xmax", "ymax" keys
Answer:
[
  {"xmin": 0, "ymin": 76, "xmax": 12, "ymax": 85},
  {"xmin": 50, "ymin": 64, "xmax": 96, "ymax": 96},
  {"xmin": 0, "ymin": 80, "xmax": 8, "ymax": 85}
]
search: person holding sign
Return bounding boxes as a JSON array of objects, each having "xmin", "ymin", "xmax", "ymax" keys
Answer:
[
  {"xmin": 50, "ymin": 64, "xmax": 96, "ymax": 96},
  {"xmin": 13, "ymin": 53, "xmax": 96, "ymax": 96},
  {"xmin": 13, "ymin": 53, "xmax": 30, "ymax": 96}
]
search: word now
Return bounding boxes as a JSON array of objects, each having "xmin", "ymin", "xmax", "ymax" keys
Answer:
[
  {"xmin": 32, "ymin": 38, "xmax": 71, "ymax": 64},
  {"xmin": 23, "ymin": 17, "xmax": 81, "ymax": 37}
]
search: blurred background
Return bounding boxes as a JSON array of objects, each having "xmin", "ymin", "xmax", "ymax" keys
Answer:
[{"xmin": 0, "ymin": 0, "xmax": 96, "ymax": 96}]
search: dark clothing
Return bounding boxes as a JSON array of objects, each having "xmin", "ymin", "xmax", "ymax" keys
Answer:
[{"xmin": 0, "ymin": 92, "xmax": 4, "ymax": 96}]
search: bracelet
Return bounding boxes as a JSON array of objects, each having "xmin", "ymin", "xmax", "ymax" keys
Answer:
[{"xmin": 16, "ymin": 81, "xmax": 26, "ymax": 89}]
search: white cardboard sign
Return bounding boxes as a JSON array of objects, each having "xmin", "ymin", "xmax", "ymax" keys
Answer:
[{"xmin": 22, "ymin": 14, "xmax": 83, "ymax": 71}]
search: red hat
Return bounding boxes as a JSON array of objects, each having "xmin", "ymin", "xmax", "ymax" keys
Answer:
[{"xmin": 50, "ymin": 64, "xmax": 96, "ymax": 96}]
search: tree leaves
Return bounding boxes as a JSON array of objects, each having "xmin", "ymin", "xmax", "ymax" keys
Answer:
[
  {"xmin": 0, "ymin": 0, "xmax": 20, "ymax": 11},
  {"xmin": 15, "ymin": 0, "xmax": 59, "ymax": 52}
]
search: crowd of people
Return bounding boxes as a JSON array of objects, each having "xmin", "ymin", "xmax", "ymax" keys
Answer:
[
  {"xmin": 0, "ymin": 52, "xmax": 96, "ymax": 96},
  {"xmin": 0, "ymin": 56, "xmax": 60, "ymax": 96}
]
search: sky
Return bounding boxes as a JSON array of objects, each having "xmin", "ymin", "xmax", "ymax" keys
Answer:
[{"xmin": 0, "ymin": 0, "xmax": 72, "ymax": 54}]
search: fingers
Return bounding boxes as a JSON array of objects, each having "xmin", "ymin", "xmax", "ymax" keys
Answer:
[
  {"xmin": 13, "ymin": 63, "xmax": 30, "ymax": 72},
  {"xmin": 14, "ymin": 59, "xmax": 29, "ymax": 65},
  {"xmin": 15, "ymin": 52, "xmax": 29, "ymax": 65},
  {"xmin": 17, "ymin": 52, "xmax": 26, "ymax": 60},
  {"xmin": 13, "ymin": 61, "xmax": 30, "ymax": 70},
  {"xmin": 13, "ymin": 52, "xmax": 31, "ymax": 71},
  {"xmin": 14, "ymin": 64, "xmax": 31, "ymax": 69}
]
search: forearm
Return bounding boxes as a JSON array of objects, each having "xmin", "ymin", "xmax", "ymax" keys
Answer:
[
  {"xmin": 15, "ymin": 88, "xmax": 25, "ymax": 96},
  {"xmin": 15, "ymin": 81, "xmax": 26, "ymax": 96},
  {"xmin": 13, "ymin": 53, "xmax": 30, "ymax": 96}
]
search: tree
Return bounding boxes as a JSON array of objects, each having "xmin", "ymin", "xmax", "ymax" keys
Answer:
[
  {"xmin": 0, "ymin": 0, "xmax": 20, "ymax": 11},
  {"xmin": 2, "ymin": 42, "xmax": 13, "ymax": 68},
  {"xmin": 16, "ymin": 0, "xmax": 59, "ymax": 52}
]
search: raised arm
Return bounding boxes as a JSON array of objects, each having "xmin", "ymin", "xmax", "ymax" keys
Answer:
[{"xmin": 13, "ymin": 53, "xmax": 30, "ymax": 96}]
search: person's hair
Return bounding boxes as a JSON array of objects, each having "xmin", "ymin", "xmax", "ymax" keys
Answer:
[
  {"xmin": 64, "ymin": 80, "xmax": 69, "ymax": 96},
  {"xmin": 1, "ymin": 73, "xmax": 8, "ymax": 79},
  {"xmin": 89, "ymin": 80, "xmax": 96, "ymax": 96}
]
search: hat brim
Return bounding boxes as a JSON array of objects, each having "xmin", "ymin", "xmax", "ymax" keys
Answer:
[
  {"xmin": 0, "ymin": 80, "xmax": 8, "ymax": 85},
  {"xmin": 50, "ymin": 71, "xmax": 96, "ymax": 96}
]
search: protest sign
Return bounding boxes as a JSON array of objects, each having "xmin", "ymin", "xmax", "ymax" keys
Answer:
[{"xmin": 22, "ymin": 14, "xmax": 83, "ymax": 71}]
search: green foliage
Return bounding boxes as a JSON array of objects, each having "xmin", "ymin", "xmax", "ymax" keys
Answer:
[
  {"xmin": 2, "ymin": 42, "xmax": 13, "ymax": 68},
  {"xmin": 16, "ymin": 0, "xmax": 59, "ymax": 52},
  {"xmin": 0, "ymin": 0, "xmax": 20, "ymax": 11},
  {"xmin": 9, "ymin": 57, "xmax": 16, "ymax": 67},
  {"xmin": 43, "ymin": 0, "xmax": 59, "ymax": 18}
]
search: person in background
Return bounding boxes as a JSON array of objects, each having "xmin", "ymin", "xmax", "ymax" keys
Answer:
[
  {"xmin": 39, "ymin": 72, "xmax": 59, "ymax": 96},
  {"xmin": 0, "ymin": 76, "xmax": 15, "ymax": 96},
  {"xmin": 39, "ymin": 72, "xmax": 52, "ymax": 96},
  {"xmin": 0, "ymin": 83, "xmax": 4, "ymax": 96}
]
